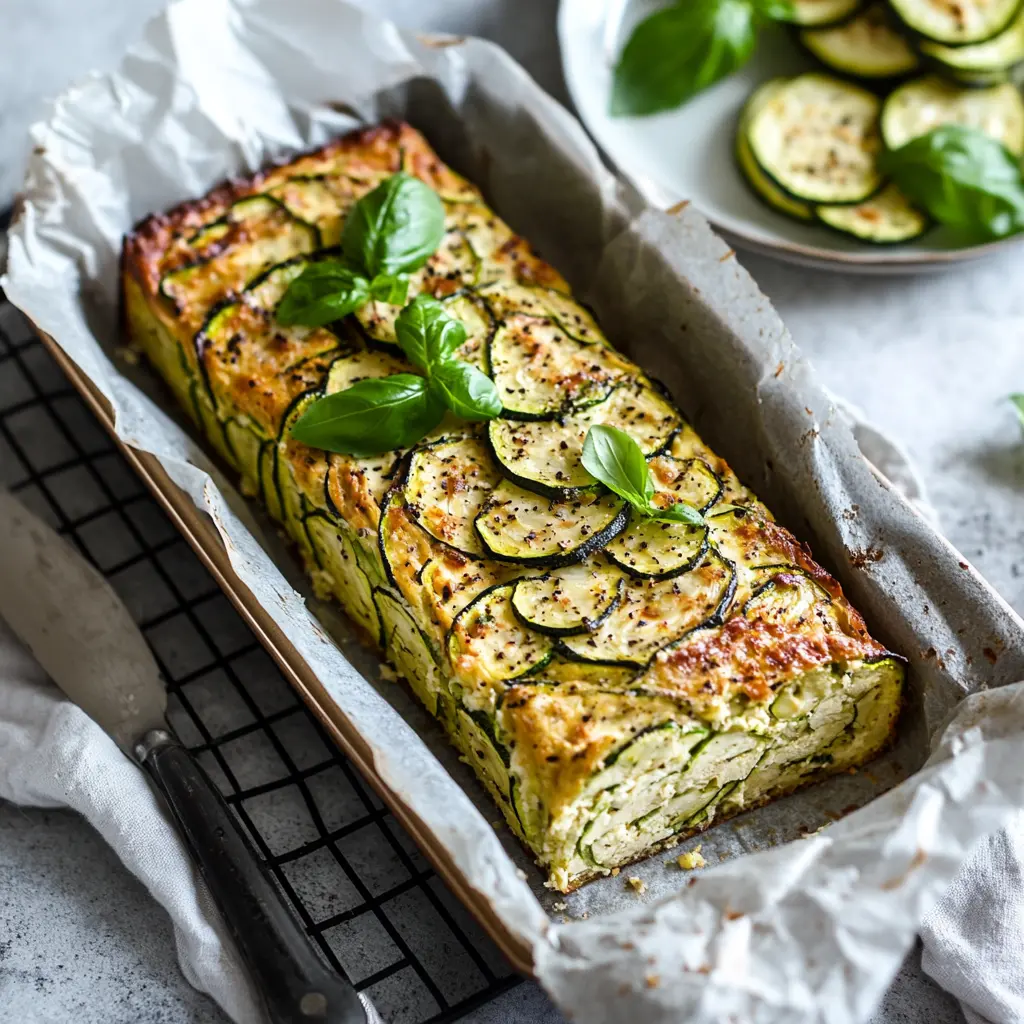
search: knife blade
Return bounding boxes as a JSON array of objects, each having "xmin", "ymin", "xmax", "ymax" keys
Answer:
[{"xmin": 0, "ymin": 490, "xmax": 371, "ymax": 1024}]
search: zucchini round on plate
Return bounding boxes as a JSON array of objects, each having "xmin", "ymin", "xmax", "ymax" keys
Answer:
[
  {"xmin": 880, "ymin": 75, "xmax": 1024, "ymax": 155},
  {"xmin": 918, "ymin": 9, "xmax": 1024, "ymax": 82},
  {"xmin": 736, "ymin": 81, "xmax": 815, "ymax": 221},
  {"xmin": 487, "ymin": 381, "xmax": 680, "ymax": 498},
  {"xmin": 778, "ymin": 0, "xmax": 865, "ymax": 26},
  {"xmin": 816, "ymin": 183, "xmax": 930, "ymax": 243},
  {"xmin": 747, "ymin": 73, "xmax": 884, "ymax": 205},
  {"xmin": 800, "ymin": 4, "xmax": 920, "ymax": 79},
  {"xmin": 888, "ymin": 0, "xmax": 1022, "ymax": 45}
]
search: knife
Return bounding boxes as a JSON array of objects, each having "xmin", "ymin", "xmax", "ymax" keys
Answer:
[{"xmin": 0, "ymin": 490, "xmax": 373, "ymax": 1024}]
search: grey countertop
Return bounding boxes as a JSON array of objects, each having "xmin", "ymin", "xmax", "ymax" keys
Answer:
[{"xmin": 3, "ymin": 0, "xmax": 1023, "ymax": 1021}]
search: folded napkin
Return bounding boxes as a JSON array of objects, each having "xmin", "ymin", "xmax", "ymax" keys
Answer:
[{"xmin": 0, "ymin": 614, "xmax": 380, "ymax": 1024}]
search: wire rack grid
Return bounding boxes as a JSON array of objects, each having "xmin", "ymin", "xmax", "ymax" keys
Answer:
[{"xmin": 0, "ymin": 289, "xmax": 524, "ymax": 1023}]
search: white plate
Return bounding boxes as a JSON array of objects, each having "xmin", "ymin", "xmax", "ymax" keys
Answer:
[{"xmin": 557, "ymin": 0, "xmax": 1021, "ymax": 272}]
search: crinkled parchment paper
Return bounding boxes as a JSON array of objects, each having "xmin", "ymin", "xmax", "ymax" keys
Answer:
[{"xmin": 6, "ymin": 1, "xmax": 1024, "ymax": 1020}]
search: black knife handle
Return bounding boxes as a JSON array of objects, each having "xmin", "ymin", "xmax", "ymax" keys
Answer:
[{"xmin": 138, "ymin": 730, "xmax": 366, "ymax": 1024}]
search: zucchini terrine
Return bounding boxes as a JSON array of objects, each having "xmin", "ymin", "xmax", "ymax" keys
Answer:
[{"xmin": 122, "ymin": 122, "xmax": 903, "ymax": 892}]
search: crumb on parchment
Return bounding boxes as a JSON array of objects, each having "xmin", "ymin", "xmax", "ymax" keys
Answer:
[
  {"xmin": 645, "ymin": 973, "xmax": 659, "ymax": 989},
  {"xmin": 675, "ymin": 845, "xmax": 706, "ymax": 870},
  {"xmin": 610, "ymin": 867, "xmax": 620, "ymax": 876},
  {"xmin": 552, "ymin": 901, "xmax": 568, "ymax": 912},
  {"xmin": 626, "ymin": 876, "xmax": 647, "ymax": 895},
  {"xmin": 378, "ymin": 663, "xmax": 399, "ymax": 683}
]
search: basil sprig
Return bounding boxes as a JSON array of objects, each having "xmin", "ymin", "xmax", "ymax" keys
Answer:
[
  {"xmin": 879, "ymin": 126, "xmax": 1024, "ymax": 242},
  {"xmin": 291, "ymin": 296, "xmax": 501, "ymax": 456},
  {"xmin": 611, "ymin": 0, "xmax": 793, "ymax": 118},
  {"xmin": 581, "ymin": 425, "xmax": 704, "ymax": 526},
  {"xmin": 277, "ymin": 172, "xmax": 445, "ymax": 327}
]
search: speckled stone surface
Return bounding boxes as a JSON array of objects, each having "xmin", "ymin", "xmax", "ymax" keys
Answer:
[{"xmin": 3, "ymin": 1, "xmax": 1022, "ymax": 1022}]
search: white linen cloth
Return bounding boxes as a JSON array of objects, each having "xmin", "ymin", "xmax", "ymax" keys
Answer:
[
  {"xmin": 0, "ymin": 613, "xmax": 380, "ymax": 1024},
  {"xmin": 0, "ymin": 397, "xmax": 1016, "ymax": 1024}
]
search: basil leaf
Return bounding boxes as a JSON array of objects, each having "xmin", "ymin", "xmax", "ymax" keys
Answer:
[
  {"xmin": 290, "ymin": 374, "xmax": 444, "ymax": 456},
  {"xmin": 369, "ymin": 273, "xmax": 410, "ymax": 306},
  {"xmin": 611, "ymin": 0, "xmax": 759, "ymax": 118},
  {"xmin": 581, "ymin": 425, "xmax": 653, "ymax": 506},
  {"xmin": 341, "ymin": 172, "xmax": 446, "ymax": 278},
  {"xmin": 582, "ymin": 425, "xmax": 705, "ymax": 525},
  {"xmin": 276, "ymin": 261, "xmax": 370, "ymax": 327},
  {"xmin": 429, "ymin": 361, "xmax": 502, "ymax": 421},
  {"xmin": 879, "ymin": 126, "xmax": 1024, "ymax": 241},
  {"xmin": 647, "ymin": 500, "xmax": 705, "ymax": 527},
  {"xmin": 394, "ymin": 294, "xmax": 467, "ymax": 372},
  {"xmin": 1011, "ymin": 394, "xmax": 1024, "ymax": 428}
]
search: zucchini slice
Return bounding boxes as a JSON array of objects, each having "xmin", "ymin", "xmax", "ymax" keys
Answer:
[
  {"xmin": 446, "ymin": 582, "xmax": 554, "ymax": 684},
  {"xmin": 304, "ymin": 511, "xmax": 381, "ymax": 640},
  {"xmin": 800, "ymin": 4, "xmax": 920, "ymax": 79},
  {"xmin": 919, "ymin": 8, "xmax": 1024, "ymax": 78},
  {"xmin": 478, "ymin": 282, "xmax": 602, "ymax": 345},
  {"xmin": 374, "ymin": 587, "xmax": 444, "ymax": 715},
  {"xmin": 558, "ymin": 550, "xmax": 737, "ymax": 668},
  {"xmin": 737, "ymin": 82, "xmax": 815, "ymax": 222},
  {"xmin": 747, "ymin": 73, "xmax": 883, "ymax": 205},
  {"xmin": 816, "ymin": 183, "xmax": 928, "ymax": 243},
  {"xmin": 743, "ymin": 569, "xmax": 833, "ymax": 623},
  {"xmin": 889, "ymin": 0, "xmax": 1022, "ymax": 45},
  {"xmin": 487, "ymin": 382, "xmax": 680, "ymax": 497},
  {"xmin": 488, "ymin": 314, "xmax": 635, "ymax": 420},
  {"xmin": 474, "ymin": 480, "xmax": 629, "ymax": 568},
  {"xmin": 604, "ymin": 456, "xmax": 720, "ymax": 579},
  {"xmin": 511, "ymin": 562, "xmax": 624, "ymax": 636},
  {"xmin": 880, "ymin": 75, "xmax": 1024, "ymax": 156},
  {"xmin": 404, "ymin": 437, "xmax": 502, "ymax": 558},
  {"xmin": 161, "ymin": 196, "xmax": 319, "ymax": 324},
  {"xmin": 777, "ymin": 0, "xmax": 864, "ymax": 26}
]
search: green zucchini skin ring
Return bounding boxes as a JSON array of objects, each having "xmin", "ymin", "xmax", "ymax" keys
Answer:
[{"xmin": 510, "ymin": 572, "xmax": 625, "ymax": 637}]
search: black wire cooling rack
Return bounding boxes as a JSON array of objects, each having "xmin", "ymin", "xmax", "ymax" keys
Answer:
[{"xmin": 0, "ymin": 288, "xmax": 523, "ymax": 1022}]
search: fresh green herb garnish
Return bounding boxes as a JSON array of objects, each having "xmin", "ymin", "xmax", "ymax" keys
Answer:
[
  {"xmin": 581, "ymin": 424, "xmax": 704, "ymax": 526},
  {"xmin": 1010, "ymin": 394, "xmax": 1024, "ymax": 429},
  {"xmin": 879, "ymin": 126, "xmax": 1024, "ymax": 242},
  {"xmin": 611, "ymin": 0, "xmax": 793, "ymax": 118},
  {"xmin": 290, "ymin": 295, "xmax": 501, "ymax": 456},
  {"xmin": 277, "ymin": 172, "xmax": 445, "ymax": 327},
  {"xmin": 291, "ymin": 374, "xmax": 445, "ymax": 457}
]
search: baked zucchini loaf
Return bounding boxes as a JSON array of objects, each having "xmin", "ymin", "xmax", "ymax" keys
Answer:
[{"xmin": 122, "ymin": 122, "xmax": 903, "ymax": 892}]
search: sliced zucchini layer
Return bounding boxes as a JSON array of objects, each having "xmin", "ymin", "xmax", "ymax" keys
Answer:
[
  {"xmin": 889, "ymin": 0, "xmax": 1021, "ymax": 45},
  {"xmin": 475, "ymin": 481, "xmax": 629, "ymax": 568},
  {"xmin": 816, "ymin": 183, "xmax": 929, "ymax": 243},
  {"xmin": 800, "ymin": 4, "xmax": 919, "ymax": 78},
  {"xmin": 559, "ymin": 550, "xmax": 736, "ymax": 668},
  {"xmin": 737, "ymin": 81, "xmax": 815, "ymax": 222},
  {"xmin": 511, "ymin": 562, "xmax": 624, "ymax": 636},
  {"xmin": 778, "ymin": 0, "xmax": 864, "ymax": 26},
  {"xmin": 748, "ymin": 73, "xmax": 883, "ymax": 205},
  {"xmin": 478, "ymin": 282, "xmax": 602, "ymax": 345},
  {"xmin": 162, "ymin": 196, "xmax": 319, "ymax": 326},
  {"xmin": 881, "ymin": 75, "xmax": 1024, "ymax": 155},
  {"xmin": 404, "ymin": 437, "xmax": 501, "ymax": 558},
  {"xmin": 488, "ymin": 314, "xmax": 634, "ymax": 420},
  {"xmin": 447, "ymin": 582, "xmax": 554, "ymax": 686},
  {"xmin": 603, "ymin": 456, "xmax": 720, "ymax": 579},
  {"xmin": 374, "ymin": 587, "xmax": 444, "ymax": 716},
  {"xmin": 487, "ymin": 382, "xmax": 680, "ymax": 497},
  {"xmin": 920, "ymin": 8, "xmax": 1024, "ymax": 77}
]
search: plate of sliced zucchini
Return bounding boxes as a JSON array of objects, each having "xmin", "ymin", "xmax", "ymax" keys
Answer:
[{"xmin": 559, "ymin": 0, "xmax": 1024, "ymax": 269}]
